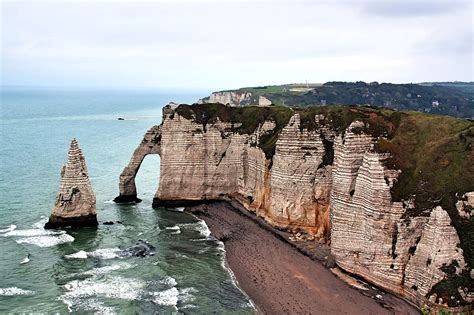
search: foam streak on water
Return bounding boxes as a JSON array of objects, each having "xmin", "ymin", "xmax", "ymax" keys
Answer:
[
  {"xmin": 0, "ymin": 287, "xmax": 35, "ymax": 296},
  {"xmin": 0, "ymin": 225, "xmax": 17, "ymax": 233},
  {"xmin": 0, "ymin": 88, "xmax": 254, "ymax": 314}
]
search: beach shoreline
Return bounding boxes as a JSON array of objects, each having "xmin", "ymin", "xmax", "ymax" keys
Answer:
[{"xmin": 189, "ymin": 201, "xmax": 418, "ymax": 315}]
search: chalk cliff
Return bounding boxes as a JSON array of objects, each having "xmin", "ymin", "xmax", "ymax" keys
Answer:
[
  {"xmin": 117, "ymin": 103, "xmax": 473, "ymax": 312},
  {"xmin": 45, "ymin": 138, "xmax": 97, "ymax": 228},
  {"xmin": 199, "ymin": 91, "xmax": 272, "ymax": 107}
]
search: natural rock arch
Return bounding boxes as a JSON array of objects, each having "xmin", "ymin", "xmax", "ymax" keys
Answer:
[{"xmin": 114, "ymin": 125, "xmax": 162, "ymax": 203}]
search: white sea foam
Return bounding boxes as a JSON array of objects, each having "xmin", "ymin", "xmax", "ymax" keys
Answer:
[
  {"xmin": 3, "ymin": 217, "xmax": 74, "ymax": 248},
  {"xmin": 0, "ymin": 225, "xmax": 17, "ymax": 233},
  {"xmin": 178, "ymin": 220, "xmax": 211, "ymax": 238},
  {"xmin": 20, "ymin": 255, "xmax": 30, "ymax": 264},
  {"xmin": 31, "ymin": 217, "xmax": 47, "ymax": 229},
  {"xmin": 61, "ymin": 276, "xmax": 145, "ymax": 313},
  {"xmin": 65, "ymin": 248, "xmax": 122, "ymax": 260},
  {"xmin": 16, "ymin": 233, "xmax": 74, "ymax": 247},
  {"xmin": 0, "ymin": 287, "xmax": 35, "ymax": 296},
  {"xmin": 165, "ymin": 225, "xmax": 181, "ymax": 234},
  {"xmin": 74, "ymin": 299, "xmax": 114, "ymax": 315},
  {"xmin": 160, "ymin": 276, "xmax": 177, "ymax": 287},
  {"xmin": 179, "ymin": 287, "xmax": 198, "ymax": 303},
  {"xmin": 152, "ymin": 287, "xmax": 179, "ymax": 306},
  {"xmin": 65, "ymin": 250, "xmax": 88, "ymax": 259},
  {"xmin": 81, "ymin": 264, "xmax": 127, "ymax": 276},
  {"xmin": 4, "ymin": 228, "xmax": 65, "ymax": 237},
  {"xmin": 62, "ymin": 276, "xmax": 145, "ymax": 301},
  {"xmin": 88, "ymin": 248, "xmax": 122, "ymax": 259}
]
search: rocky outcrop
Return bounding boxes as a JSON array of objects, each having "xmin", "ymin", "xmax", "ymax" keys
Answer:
[
  {"xmin": 114, "ymin": 125, "xmax": 162, "ymax": 203},
  {"xmin": 45, "ymin": 139, "xmax": 97, "ymax": 228},
  {"xmin": 116, "ymin": 103, "xmax": 473, "ymax": 312},
  {"xmin": 199, "ymin": 91, "xmax": 272, "ymax": 107}
]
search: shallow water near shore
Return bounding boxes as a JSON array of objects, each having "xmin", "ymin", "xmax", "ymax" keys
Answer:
[{"xmin": 0, "ymin": 87, "xmax": 254, "ymax": 313}]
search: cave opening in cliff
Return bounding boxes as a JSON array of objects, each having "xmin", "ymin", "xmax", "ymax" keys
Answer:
[{"xmin": 134, "ymin": 154, "xmax": 161, "ymax": 201}]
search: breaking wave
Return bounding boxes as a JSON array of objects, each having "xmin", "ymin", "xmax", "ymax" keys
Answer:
[
  {"xmin": 61, "ymin": 276, "xmax": 146, "ymax": 313},
  {"xmin": 178, "ymin": 220, "xmax": 211, "ymax": 238},
  {"xmin": 16, "ymin": 234, "xmax": 74, "ymax": 247},
  {"xmin": 3, "ymin": 217, "xmax": 74, "ymax": 247},
  {"xmin": 165, "ymin": 225, "xmax": 181, "ymax": 234},
  {"xmin": 0, "ymin": 287, "xmax": 35, "ymax": 296},
  {"xmin": 65, "ymin": 248, "xmax": 122, "ymax": 260},
  {"xmin": 0, "ymin": 225, "xmax": 17, "ymax": 233}
]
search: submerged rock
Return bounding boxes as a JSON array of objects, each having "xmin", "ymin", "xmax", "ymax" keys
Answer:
[
  {"xmin": 119, "ymin": 240, "xmax": 155, "ymax": 257},
  {"xmin": 45, "ymin": 138, "xmax": 98, "ymax": 229}
]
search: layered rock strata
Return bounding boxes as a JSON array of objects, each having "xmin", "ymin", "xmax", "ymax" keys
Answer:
[
  {"xmin": 116, "ymin": 103, "xmax": 473, "ymax": 312},
  {"xmin": 45, "ymin": 138, "xmax": 97, "ymax": 228},
  {"xmin": 199, "ymin": 91, "xmax": 272, "ymax": 107}
]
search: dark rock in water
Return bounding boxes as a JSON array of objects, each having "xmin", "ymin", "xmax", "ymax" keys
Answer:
[
  {"xmin": 117, "ymin": 117, "xmax": 125, "ymax": 120},
  {"xmin": 114, "ymin": 194, "xmax": 142, "ymax": 204},
  {"xmin": 119, "ymin": 240, "xmax": 156, "ymax": 258},
  {"xmin": 103, "ymin": 221, "xmax": 114, "ymax": 225},
  {"xmin": 45, "ymin": 214, "xmax": 98, "ymax": 229}
]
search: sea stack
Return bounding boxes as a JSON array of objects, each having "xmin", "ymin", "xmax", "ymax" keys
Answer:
[{"xmin": 45, "ymin": 138, "xmax": 98, "ymax": 229}]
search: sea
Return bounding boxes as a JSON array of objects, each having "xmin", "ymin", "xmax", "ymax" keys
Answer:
[{"xmin": 0, "ymin": 87, "xmax": 255, "ymax": 314}]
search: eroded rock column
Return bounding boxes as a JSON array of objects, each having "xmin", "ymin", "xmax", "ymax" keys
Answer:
[{"xmin": 45, "ymin": 138, "xmax": 97, "ymax": 228}]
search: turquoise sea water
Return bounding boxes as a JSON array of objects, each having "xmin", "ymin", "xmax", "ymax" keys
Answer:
[{"xmin": 0, "ymin": 87, "xmax": 254, "ymax": 314}]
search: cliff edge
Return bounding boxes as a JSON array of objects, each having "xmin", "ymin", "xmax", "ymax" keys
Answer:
[{"xmin": 117, "ymin": 103, "xmax": 473, "ymax": 312}]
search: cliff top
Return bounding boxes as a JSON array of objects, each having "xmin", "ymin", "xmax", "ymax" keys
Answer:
[
  {"xmin": 174, "ymin": 103, "xmax": 473, "ymax": 269},
  {"xmin": 210, "ymin": 81, "xmax": 474, "ymax": 119}
]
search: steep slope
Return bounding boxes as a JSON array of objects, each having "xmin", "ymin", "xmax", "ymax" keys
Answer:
[
  {"xmin": 45, "ymin": 138, "xmax": 97, "ymax": 228},
  {"xmin": 116, "ymin": 103, "xmax": 473, "ymax": 312}
]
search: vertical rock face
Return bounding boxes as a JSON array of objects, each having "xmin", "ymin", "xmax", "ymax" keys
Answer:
[
  {"xmin": 404, "ymin": 206, "xmax": 466, "ymax": 301},
  {"xmin": 199, "ymin": 91, "xmax": 272, "ymax": 107},
  {"xmin": 115, "ymin": 125, "xmax": 162, "ymax": 203},
  {"xmin": 265, "ymin": 114, "xmax": 333, "ymax": 237},
  {"xmin": 117, "ymin": 104, "xmax": 473, "ymax": 311},
  {"xmin": 45, "ymin": 139, "xmax": 97, "ymax": 229}
]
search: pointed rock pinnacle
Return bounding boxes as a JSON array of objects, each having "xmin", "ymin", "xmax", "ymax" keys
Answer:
[{"xmin": 45, "ymin": 138, "xmax": 98, "ymax": 229}]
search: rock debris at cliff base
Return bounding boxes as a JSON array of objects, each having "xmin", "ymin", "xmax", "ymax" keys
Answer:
[{"xmin": 117, "ymin": 102, "xmax": 473, "ymax": 313}]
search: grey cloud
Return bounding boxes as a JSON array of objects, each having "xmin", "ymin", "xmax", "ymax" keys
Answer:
[{"xmin": 361, "ymin": 0, "xmax": 469, "ymax": 17}]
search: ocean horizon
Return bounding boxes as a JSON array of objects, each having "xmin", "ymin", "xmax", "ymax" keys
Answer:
[{"xmin": 0, "ymin": 87, "xmax": 255, "ymax": 313}]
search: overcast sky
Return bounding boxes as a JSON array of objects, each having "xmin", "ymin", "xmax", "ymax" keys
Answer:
[{"xmin": 1, "ymin": 0, "xmax": 473, "ymax": 90}]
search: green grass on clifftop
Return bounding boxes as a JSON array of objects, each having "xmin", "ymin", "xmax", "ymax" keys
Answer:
[
  {"xmin": 175, "ymin": 102, "xmax": 473, "ymax": 257},
  {"xmin": 375, "ymin": 112, "xmax": 474, "ymax": 302},
  {"xmin": 175, "ymin": 103, "xmax": 293, "ymax": 158}
]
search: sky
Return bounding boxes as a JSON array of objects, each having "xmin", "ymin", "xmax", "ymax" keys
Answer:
[{"xmin": 1, "ymin": 0, "xmax": 473, "ymax": 90}]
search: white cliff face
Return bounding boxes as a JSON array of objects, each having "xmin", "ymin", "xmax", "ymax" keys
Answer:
[
  {"xmin": 266, "ymin": 114, "xmax": 333, "ymax": 237},
  {"xmin": 329, "ymin": 123, "xmax": 471, "ymax": 307},
  {"xmin": 200, "ymin": 91, "xmax": 272, "ymax": 107},
  {"xmin": 116, "ymin": 105, "xmax": 472, "ymax": 311},
  {"xmin": 203, "ymin": 91, "xmax": 253, "ymax": 106},
  {"xmin": 46, "ymin": 138, "xmax": 97, "ymax": 228},
  {"xmin": 157, "ymin": 114, "xmax": 248, "ymax": 202},
  {"xmin": 404, "ymin": 206, "xmax": 466, "ymax": 299},
  {"xmin": 115, "ymin": 125, "xmax": 162, "ymax": 202}
]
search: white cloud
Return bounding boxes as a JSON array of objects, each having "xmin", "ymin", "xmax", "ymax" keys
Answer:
[{"xmin": 1, "ymin": 0, "xmax": 472, "ymax": 89}]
